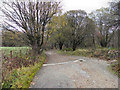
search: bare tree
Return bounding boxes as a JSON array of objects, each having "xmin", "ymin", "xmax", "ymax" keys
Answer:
[{"xmin": 1, "ymin": 0, "xmax": 60, "ymax": 54}]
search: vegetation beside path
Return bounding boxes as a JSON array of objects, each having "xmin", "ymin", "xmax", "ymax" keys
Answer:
[
  {"xmin": 1, "ymin": 47, "xmax": 46, "ymax": 88},
  {"xmin": 57, "ymin": 48, "xmax": 120, "ymax": 78}
]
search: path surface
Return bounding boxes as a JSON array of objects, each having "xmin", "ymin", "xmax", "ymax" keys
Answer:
[{"xmin": 30, "ymin": 50, "xmax": 118, "ymax": 88}]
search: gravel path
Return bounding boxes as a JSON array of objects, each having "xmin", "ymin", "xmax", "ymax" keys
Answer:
[{"xmin": 30, "ymin": 50, "xmax": 118, "ymax": 88}]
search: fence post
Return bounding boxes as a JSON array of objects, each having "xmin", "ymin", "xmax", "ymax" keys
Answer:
[
  {"xmin": 20, "ymin": 50, "xmax": 22, "ymax": 56},
  {"xmin": 10, "ymin": 51, "xmax": 12, "ymax": 59}
]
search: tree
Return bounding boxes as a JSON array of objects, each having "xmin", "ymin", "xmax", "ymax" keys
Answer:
[
  {"xmin": 110, "ymin": 0, "xmax": 120, "ymax": 27},
  {"xmin": 47, "ymin": 14, "xmax": 67, "ymax": 50},
  {"xmin": 82, "ymin": 17, "xmax": 96, "ymax": 48},
  {"xmin": 89, "ymin": 8, "xmax": 116, "ymax": 47},
  {"xmin": 1, "ymin": 0, "xmax": 60, "ymax": 54},
  {"xmin": 65, "ymin": 10, "xmax": 90, "ymax": 51},
  {"xmin": 110, "ymin": 0, "xmax": 120, "ymax": 73},
  {"xmin": 110, "ymin": 1, "xmax": 120, "ymax": 48},
  {"xmin": 2, "ymin": 30, "xmax": 27, "ymax": 47}
]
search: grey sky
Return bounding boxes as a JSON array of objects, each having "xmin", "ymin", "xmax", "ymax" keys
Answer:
[
  {"xmin": 61, "ymin": 0, "xmax": 113, "ymax": 13},
  {"xmin": 0, "ymin": 0, "xmax": 113, "ymax": 25}
]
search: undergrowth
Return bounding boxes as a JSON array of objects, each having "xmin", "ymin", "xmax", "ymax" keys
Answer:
[{"xmin": 1, "ymin": 47, "xmax": 46, "ymax": 88}]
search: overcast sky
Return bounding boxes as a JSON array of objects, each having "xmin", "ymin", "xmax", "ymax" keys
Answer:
[
  {"xmin": 61, "ymin": 0, "xmax": 112, "ymax": 13},
  {"xmin": 0, "ymin": 0, "xmax": 113, "ymax": 25},
  {"xmin": 0, "ymin": 0, "xmax": 113, "ymax": 14}
]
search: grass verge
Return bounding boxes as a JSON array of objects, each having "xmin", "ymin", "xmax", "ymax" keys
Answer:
[
  {"xmin": 108, "ymin": 62, "xmax": 120, "ymax": 78},
  {"xmin": 57, "ymin": 49, "xmax": 90, "ymax": 57},
  {"xmin": 1, "ymin": 47, "xmax": 46, "ymax": 88},
  {"xmin": 2, "ymin": 53, "xmax": 46, "ymax": 88}
]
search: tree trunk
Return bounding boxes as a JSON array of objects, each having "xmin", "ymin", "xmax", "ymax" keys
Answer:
[
  {"xmin": 59, "ymin": 42, "xmax": 63, "ymax": 50},
  {"xmin": 32, "ymin": 42, "xmax": 42, "ymax": 55},
  {"xmin": 118, "ymin": 28, "xmax": 120, "ymax": 67},
  {"xmin": 72, "ymin": 45, "xmax": 76, "ymax": 51},
  {"xmin": 100, "ymin": 43, "xmax": 107, "ymax": 47},
  {"xmin": 65, "ymin": 43, "xmax": 69, "ymax": 48},
  {"xmin": 54, "ymin": 43, "xmax": 57, "ymax": 49},
  {"xmin": 32, "ymin": 46, "xmax": 38, "ymax": 55},
  {"xmin": 92, "ymin": 34, "xmax": 96, "ymax": 49},
  {"xmin": 100, "ymin": 40, "xmax": 107, "ymax": 47},
  {"xmin": 72, "ymin": 41, "xmax": 77, "ymax": 51}
]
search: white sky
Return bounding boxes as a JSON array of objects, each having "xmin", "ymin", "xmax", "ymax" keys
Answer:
[
  {"xmin": 61, "ymin": 0, "xmax": 112, "ymax": 13},
  {"xmin": 0, "ymin": 0, "xmax": 113, "ymax": 25}
]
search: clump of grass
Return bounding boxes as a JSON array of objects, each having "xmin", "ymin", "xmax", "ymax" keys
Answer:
[{"xmin": 108, "ymin": 61, "xmax": 120, "ymax": 78}]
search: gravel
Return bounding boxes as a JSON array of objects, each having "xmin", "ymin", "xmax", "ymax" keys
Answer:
[{"xmin": 30, "ymin": 50, "xmax": 118, "ymax": 88}]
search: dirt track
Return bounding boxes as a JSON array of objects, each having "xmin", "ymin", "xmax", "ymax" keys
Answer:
[{"xmin": 30, "ymin": 50, "xmax": 118, "ymax": 88}]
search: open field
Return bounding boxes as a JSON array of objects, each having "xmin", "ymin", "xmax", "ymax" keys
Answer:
[{"xmin": 0, "ymin": 47, "xmax": 30, "ymax": 56}]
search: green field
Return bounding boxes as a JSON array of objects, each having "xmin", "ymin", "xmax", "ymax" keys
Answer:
[{"xmin": 0, "ymin": 47, "xmax": 30, "ymax": 56}]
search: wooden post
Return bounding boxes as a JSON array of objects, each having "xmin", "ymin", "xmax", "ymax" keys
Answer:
[
  {"xmin": 10, "ymin": 51, "xmax": 12, "ymax": 59},
  {"xmin": 20, "ymin": 50, "xmax": 22, "ymax": 56}
]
